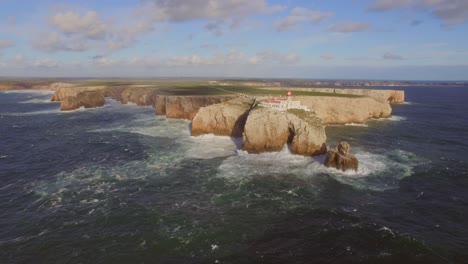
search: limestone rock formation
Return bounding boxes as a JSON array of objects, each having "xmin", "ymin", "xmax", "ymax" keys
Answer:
[
  {"xmin": 295, "ymin": 96, "xmax": 392, "ymax": 125},
  {"xmin": 258, "ymin": 87, "xmax": 405, "ymax": 104},
  {"xmin": 121, "ymin": 87, "xmax": 158, "ymax": 106},
  {"xmin": 242, "ymin": 107, "xmax": 327, "ymax": 156},
  {"xmin": 164, "ymin": 96, "xmax": 235, "ymax": 120},
  {"xmin": 192, "ymin": 97, "xmax": 254, "ymax": 137},
  {"xmin": 60, "ymin": 91, "xmax": 105, "ymax": 111},
  {"xmin": 51, "ymin": 86, "xmax": 101, "ymax": 102},
  {"xmin": 154, "ymin": 95, "xmax": 167, "ymax": 116},
  {"xmin": 324, "ymin": 141, "xmax": 359, "ymax": 172}
]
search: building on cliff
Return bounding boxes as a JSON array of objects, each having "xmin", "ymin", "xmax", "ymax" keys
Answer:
[{"xmin": 259, "ymin": 90, "xmax": 309, "ymax": 111}]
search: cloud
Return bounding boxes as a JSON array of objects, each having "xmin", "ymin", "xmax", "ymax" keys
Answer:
[
  {"xmin": 328, "ymin": 22, "xmax": 371, "ymax": 32},
  {"xmin": 274, "ymin": 7, "xmax": 333, "ymax": 32},
  {"xmin": 367, "ymin": 0, "xmax": 468, "ymax": 26},
  {"xmin": 417, "ymin": 0, "xmax": 468, "ymax": 26},
  {"xmin": 383, "ymin": 52, "xmax": 404, "ymax": 60},
  {"xmin": 320, "ymin": 54, "xmax": 335, "ymax": 60},
  {"xmin": 249, "ymin": 51, "xmax": 300, "ymax": 64},
  {"xmin": 0, "ymin": 39, "xmax": 13, "ymax": 49},
  {"xmin": 50, "ymin": 11, "xmax": 110, "ymax": 40},
  {"xmin": 31, "ymin": 58, "xmax": 59, "ymax": 68},
  {"xmin": 367, "ymin": 0, "xmax": 413, "ymax": 11},
  {"xmin": 33, "ymin": 32, "xmax": 89, "ymax": 52},
  {"xmin": 141, "ymin": 0, "xmax": 284, "ymax": 22},
  {"xmin": 7, "ymin": 16, "xmax": 16, "ymax": 27},
  {"xmin": 204, "ymin": 21, "xmax": 224, "ymax": 36},
  {"xmin": 34, "ymin": 9, "xmax": 156, "ymax": 53},
  {"xmin": 165, "ymin": 50, "xmax": 246, "ymax": 66},
  {"xmin": 411, "ymin": 19, "xmax": 423, "ymax": 26}
]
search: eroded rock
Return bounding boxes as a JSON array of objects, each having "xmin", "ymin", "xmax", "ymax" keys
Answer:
[
  {"xmin": 242, "ymin": 107, "xmax": 327, "ymax": 156},
  {"xmin": 60, "ymin": 91, "xmax": 105, "ymax": 111},
  {"xmin": 192, "ymin": 97, "xmax": 254, "ymax": 137},
  {"xmin": 324, "ymin": 141, "xmax": 359, "ymax": 172}
]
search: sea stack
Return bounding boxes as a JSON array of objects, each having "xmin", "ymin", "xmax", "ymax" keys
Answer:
[{"xmin": 324, "ymin": 141, "xmax": 359, "ymax": 172}]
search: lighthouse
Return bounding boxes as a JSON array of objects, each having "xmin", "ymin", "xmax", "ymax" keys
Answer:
[{"xmin": 287, "ymin": 90, "xmax": 292, "ymax": 101}]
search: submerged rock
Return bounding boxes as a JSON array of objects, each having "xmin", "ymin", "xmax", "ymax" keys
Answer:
[{"xmin": 324, "ymin": 141, "xmax": 359, "ymax": 172}]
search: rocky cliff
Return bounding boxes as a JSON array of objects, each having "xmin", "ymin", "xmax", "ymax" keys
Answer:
[
  {"xmin": 60, "ymin": 91, "xmax": 105, "ymax": 111},
  {"xmin": 51, "ymin": 86, "xmax": 102, "ymax": 102},
  {"xmin": 295, "ymin": 96, "xmax": 392, "ymax": 124},
  {"xmin": 191, "ymin": 97, "xmax": 254, "ymax": 137},
  {"xmin": 163, "ymin": 96, "xmax": 236, "ymax": 120},
  {"xmin": 242, "ymin": 107, "xmax": 327, "ymax": 156},
  {"xmin": 120, "ymin": 87, "xmax": 158, "ymax": 106},
  {"xmin": 154, "ymin": 95, "xmax": 167, "ymax": 116},
  {"xmin": 259, "ymin": 87, "xmax": 405, "ymax": 104}
]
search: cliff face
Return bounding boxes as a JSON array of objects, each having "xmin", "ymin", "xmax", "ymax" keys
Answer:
[
  {"xmin": 120, "ymin": 87, "xmax": 158, "ymax": 106},
  {"xmin": 51, "ymin": 86, "xmax": 103, "ymax": 102},
  {"xmin": 60, "ymin": 91, "xmax": 105, "ymax": 111},
  {"xmin": 191, "ymin": 97, "xmax": 254, "ymax": 137},
  {"xmin": 154, "ymin": 95, "xmax": 167, "ymax": 116},
  {"xmin": 295, "ymin": 96, "xmax": 392, "ymax": 124},
  {"xmin": 242, "ymin": 107, "xmax": 327, "ymax": 156},
  {"xmin": 163, "ymin": 96, "xmax": 235, "ymax": 120}
]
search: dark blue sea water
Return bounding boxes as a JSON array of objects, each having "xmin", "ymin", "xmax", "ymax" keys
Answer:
[{"xmin": 0, "ymin": 87, "xmax": 467, "ymax": 263}]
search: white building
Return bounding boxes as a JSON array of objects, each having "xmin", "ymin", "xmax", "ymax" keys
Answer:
[{"xmin": 258, "ymin": 90, "xmax": 309, "ymax": 111}]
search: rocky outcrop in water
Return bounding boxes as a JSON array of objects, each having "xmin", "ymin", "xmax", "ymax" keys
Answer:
[
  {"xmin": 60, "ymin": 91, "xmax": 105, "ymax": 111},
  {"xmin": 324, "ymin": 141, "xmax": 359, "ymax": 172},
  {"xmin": 242, "ymin": 107, "xmax": 327, "ymax": 156},
  {"xmin": 51, "ymin": 86, "xmax": 101, "ymax": 102},
  {"xmin": 295, "ymin": 96, "xmax": 392, "ymax": 125},
  {"xmin": 191, "ymin": 97, "xmax": 254, "ymax": 137}
]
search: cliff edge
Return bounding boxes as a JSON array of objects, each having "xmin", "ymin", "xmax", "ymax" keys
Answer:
[{"xmin": 191, "ymin": 97, "xmax": 254, "ymax": 137}]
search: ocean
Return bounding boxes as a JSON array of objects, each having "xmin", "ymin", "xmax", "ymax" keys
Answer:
[{"xmin": 0, "ymin": 87, "xmax": 467, "ymax": 263}]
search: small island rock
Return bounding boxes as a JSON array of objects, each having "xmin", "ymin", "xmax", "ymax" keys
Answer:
[{"xmin": 324, "ymin": 141, "xmax": 359, "ymax": 172}]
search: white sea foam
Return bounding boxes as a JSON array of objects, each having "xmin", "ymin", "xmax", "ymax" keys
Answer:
[
  {"xmin": 2, "ymin": 109, "xmax": 62, "ymax": 116},
  {"xmin": 19, "ymin": 98, "xmax": 55, "ymax": 104},
  {"xmin": 344, "ymin": 123, "xmax": 368, "ymax": 127},
  {"xmin": 216, "ymin": 145, "xmax": 423, "ymax": 191},
  {"xmin": 216, "ymin": 146, "xmax": 319, "ymax": 184},
  {"xmin": 1, "ymin": 90, "xmax": 55, "ymax": 94},
  {"xmin": 371, "ymin": 115, "xmax": 406, "ymax": 122},
  {"xmin": 387, "ymin": 115, "xmax": 407, "ymax": 121},
  {"xmin": 187, "ymin": 134, "xmax": 237, "ymax": 159}
]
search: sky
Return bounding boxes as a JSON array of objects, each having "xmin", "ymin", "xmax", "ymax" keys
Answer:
[{"xmin": 0, "ymin": 0, "xmax": 467, "ymax": 80}]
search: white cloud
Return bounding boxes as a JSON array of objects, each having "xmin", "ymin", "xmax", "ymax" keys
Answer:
[
  {"xmin": 165, "ymin": 50, "xmax": 246, "ymax": 66},
  {"xmin": 367, "ymin": 0, "xmax": 413, "ymax": 11},
  {"xmin": 274, "ymin": 7, "xmax": 333, "ymax": 32},
  {"xmin": 141, "ymin": 0, "xmax": 284, "ymax": 22},
  {"xmin": 328, "ymin": 22, "xmax": 371, "ymax": 32},
  {"xmin": 204, "ymin": 21, "xmax": 224, "ymax": 36},
  {"xmin": 383, "ymin": 52, "xmax": 404, "ymax": 60},
  {"xmin": 249, "ymin": 51, "xmax": 300, "ymax": 64},
  {"xmin": 0, "ymin": 39, "xmax": 13, "ymax": 49},
  {"xmin": 33, "ymin": 32, "xmax": 89, "ymax": 52},
  {"xmin": 50, "ymin": 11, "xmax": 110, "ymax": 40},
  {"xmin": 31, "ymin": 58, "xmax": 59, "ymax": 68},
  {"xmin": 367, "ymin": 0, "xmax": 468, "ymax": 26},
  {"xmin": 320, "ymin": 54, "xmax": 335, "ymax": 60}
]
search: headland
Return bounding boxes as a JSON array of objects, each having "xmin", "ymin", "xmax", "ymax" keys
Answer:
[{"xmin": 1, "ymin": 78, "xmax": 406, "ymax": 157}]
